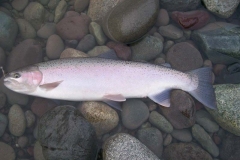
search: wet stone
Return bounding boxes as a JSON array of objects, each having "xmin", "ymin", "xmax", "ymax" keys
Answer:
[
  {"xmin": 192, "ymin": 124, "xmax": 219, "ymax": 157},
  {"xmin": 74, "ymin": 0, "xmax": 89, "ymax": 12},
  {"xmin": 38, "ymin": 105, "xmax": 98, "ymax": 160},
  {"xmin": 25, "ymin": 110, "xmax": 36, "ymax": 128},
  {"xmin": 130, "ymin": 35, "xmax": 163, "ymax": 61},
  {"xmin": 54, "ymin": 0, "xmax": 67, "ymax": 23},
  {"xmin": 46, "ymin": 34, "xmax": 64, "ymax": 59},
  {"xmin": 121, "ymin": 99, "xmax": 149, "ymax": 130},
  {"xmin": 0, "ymin": 142, "xmax": 16, "ymax": 160},
  {"xmin": 0, "ymin": 11, "xmax": 18, "ymax": 50},
  {"xmin": 191, "ymin": 22, "xmax": 240, "ymax": 65},
  {"xmin": 87, "ymin": 45, "xmax": 110, "ymax": 57},
  {"xmin": 79, "ymin": 101, "xmax": 119, "ymax": 136},
  {"xmin": 101, "ymin": 0, "xmax": 159, "ymax": 43},
  {"xmin": 37, "ymin": 23, "xmax": 56, "ymax": 39},
  {"xmin": 149, "ymin": 111, "xmax": 173, "ymax": 133},
  {"xmin": 156, "ymin": 9, "xmax": 169, "ymax": 27},
  {"xmin": 137, "ymin": 127, "xmax": 163, "ymax": 158},
  {"xmin": 34, "ymin": 141, "xmax": 45, "ymax": 160},
  {"xmin": 31, "ymin": 98, "xmax": 57, "ymax": 118},
  {"xmin": 166, "ymin": 42, "xmax": 203, "ymax": 71},
  {"xmin": 0, "ymin": 113, "xmax": 8, "ymax": 137},
  {"xmin": 196, "ymin": 110, "xmax": 219, "ymax": 133},
  {"xmin": 0, "ymin": 92, "xmax": 6, "ymax": 109},
  {"xmin": 0, "ymin": 47, "xmax": 6, "ymax": 68},
  {"xmin": 11, "ymin": 0, "xmax": 28, "ymax": 11},
  {"xmin": 76, "ymin": 34, "xmax": 96, "ymax": 52},
  {"xmin": 159, "ymin": 0, "xmax": 200, "ymax": 11},
  {"xmin": 89, "ymin": 22, "xmax": 107, "ymax": 45},
  {"xmin": 16, "ymin": 19, "xmax": 36, "ymax": 39},
  {"xmin": 103, "ymin": 133, "xmax": 160, "ymax": 160},
  {"xmin": 106, "ymin": 41, "xmax": 131, "ymax": 60},
  {"xmin": 159, "ymin": 24, "xmax": 183, "ymax": 40},
  {"xmin": 206, "ymin": 84, "xmax": 240, "ymax": 136},
  {"xmin": 60, "ymin": 48, "xmax": 89, "ymax": 58},
  {"xmin": 159, "ymin": 90, "xmax": 196, "ymax": 129},
  {"xmin": 163, "ymin": 142, "xmax": 212, "ymax": 160},
  {"xmin": 171, "ymin": 129, "xmax": 192, "ymax": 142},
  {"xmin": 8, "ymin": 104, "xmax": 27, "ymax": 137}
]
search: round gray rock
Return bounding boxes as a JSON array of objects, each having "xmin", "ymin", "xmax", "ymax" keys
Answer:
[
  {"xmin": 137, "ymin": 127, "xmax": 163, "ymax": 157},
  {"xmin": 192, "ymin": 124, "xmax": 219, "ymax": 157},
  {"xmin": 46, "ymin": 34, "xmax": 64, "ymax": 59},
  {"xmin": 131, "ymin": 35, "xmax": 163, "ymax": 61},
  {"xmin": 121, "ymin": 99, "xmax": 149, "ymax": 130},
  {"xmin": 38, "ymin": 105, "xmax": 98, "ymax": 160},
  {"xmin": 8, "ymin": 104, "xmax": 26, "ymax": 136},
  {"xmin": 76, "ymin": 34, "xmax": 96, "ymax": 52},
  {"xmin": 159, "ymin": 24, "xmax": 183, "ymax": 40},
  {"xmin": 0, "ymin": 11, "xmax": 18, "ymax": 50},
  {"xmin": 103, "ymin": 133, "xmax": 160, "ymax": 160},
  {"xmin": 149, "ymin": 111, "xmax": 173, "ymax": 133},
  {"xmin": 163, "ymin": 142, "xmax": 212, "ymax": 160},
  {"xmin": 0, "ymin": 113, "xmax": 8, "ymax": 137},
  {"xmin": 0, "ymin": 142, "xmax": 16, "ymax": 160}
]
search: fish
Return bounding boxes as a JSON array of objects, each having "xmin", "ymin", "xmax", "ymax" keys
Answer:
[{"xmin": 3, "ymin": 57, "xmax": 217, "ymax": 109}]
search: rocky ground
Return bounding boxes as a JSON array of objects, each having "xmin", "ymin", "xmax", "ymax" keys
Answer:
[{"xmin": 0, "ymin": 0, "xmax": 240, "ymax": 160}]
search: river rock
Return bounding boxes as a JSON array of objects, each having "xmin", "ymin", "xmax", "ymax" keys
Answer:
[
  {"xmin": 16, "ymin": 19, "xmax": 36, "ymax": 39},
  {"xmin": 0, "ymin": 142, "xmax": 16, "ymax": 160},
  {"xmin": 163, "ymin": 142, "xmax": 212, "ymax": 160},
  {"xmin": 79, "ymin": 101, "xmax": 119, "ymax": 136},
  {"xmin": 89, "ymin": 22, "xmax": 107, "ymax": 45},
  {"xmin": 48, "ymin": 0, "xmax": 60, "ymax": 10},
  {"xmin": 0, "ymin": 47, "xmax": 5, "ymax": 70},
  {"xmin": 38, "ymin": 105, "xmax": 98, "ymax": 160},
  {"xmin": 159, "ymin": 24, "xmax": 183, "ymax": 40},
  {"xmin": 159, "ymin": 90, "xmax": 196, "ymax": 129},
  {"xmin": 87, "ymin": 0, "xmax": 123, "ymax": 22},
  {"xmin": 0, "ymin": 113, "xmax": 8, "ymax": 137},
  {"xmin": 56, "ymin": 14, "xmax": 91, "ymax": 40},
  {"xmin": 191, "ymin": 22, "xmax": 240, "ymax": 65},
  {"xmin": 202, "ymin": 0, "xmax": 240, "ymax": 18},
  {"xmin": 60, "ymin": 48, "xmax": 89, "ymax": 58},
  {"xmin": 87, "ymin": 45, "xmax": 110, "ymax": 57},
  {"xmin": 166, "ymin": 42, "xmax": 203, "ymax": 71},
  {"xmin": 149, "ymin": 111, "xmax": 173, "ymax": 133},
  {"xmin": 121, "ymin": 99, "xmax": 149, "ymax": 130},
  {"xmin": 206, "ymin": 84, "xmax": 240, "ymax": 136},
  {"xmin": 23, "ymin": 2, "xmax": 45, "ymax": 30},
  {"xmin": 76, "ymin": 34, "xmax": 96, "ymax": 52},
  {"xmin": 101, "ymin": 0, "xmax": 159, "ymax": 43},
  {"xmin": 6, "ymin": 39, "xmax": 42, "ymax": 72},
  {"xmin": 171, "ymin": 10, "xmax": 210, "ymax": 30},
  {"xmin": 137, "ymin": 127, "xmax": 163, "ymax": 157},
  {"xmin": 156, "ymin": 9, "xmax": 169, "ymax": 27},
  {"xmin": 74, "ymin": 0, "xmax": 89, "ymax": 13},
  {"xmin": 8, "ymin": 104, "xmax": 27, "ymax": 136},
  {"xmin": 106, "ymin": 41, "xmax": 131, "ymax": 60},
  {"xmin": 54, "ymin": 0, "xmax": 67, "ymax": 23},
  {"xmin": 34, "ymin": 141, "xmax": 46, "ymax": 160},
  {"xmin": 131, "ymin": 35, "xmax": 163, "ymax": 61},
  {"xmin": 196, "ymin": 110, "xmax": 219, "ymax": 133},
  {"xmin": 220, "ymin": 133, "xmax": 240, "ymax": 160},
  {"xmin": 171, "ymin": 129, "xmax": 192, "ymax": 142},
  {"xmin": 11, "ymin": 0, "xmax": 28, "ymax": 11},
  {"xmin": 159, "ymin": 0, "xmax": 200, "ymax": 11},
  {"xmin": 192, "ymin": 124, "xmax": 219, "ymax": 157},
  {"xmin": 25, "ymin": 110, "xmax": 36, "ymax": 128},
  {"xmin": 103, "ymin": 133, "xmax": 160, "ymax": 160},
  {"xmin": 46, "ymin": 34, "xmax": 64, "ymax": 59},
  {"xmin": 31, "ymin": 98, "xmax": 57, "ymax": 117},
  {"xmin": 37, "ymin": 23, "xmax": 56, "ymax": 39},
  {"xmin": 0, "ymin": 92, "xmax": 6, "ymax": 109},
  {"xmin": 0, "ymin": 11, "xmax": 18, "ymax": 50}
]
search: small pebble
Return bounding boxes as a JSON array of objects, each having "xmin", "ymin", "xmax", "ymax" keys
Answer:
[
  {"xmin": 159, "ymin": 24, "xmax": 183, "ymax": 39},
  {"xmin": 89, "ymin": 22, "xmax": 107, "ymax": 45},
  {"xmin": 46, "ymin": 34, "xmax": 64, "ymax": 59},
  {"xmin": 163, "ymin": 134, "xmax": 172, "ymax": 146},
  {"xmin": 149, "ymin": 111, "xmax": 173, "ymax": 133},
  {"xmin": 76, "ymin": 34, "xmax": 96, "ymax": 52},
  {"xmin": 37, "ymin": 23, "xmax": 56, "ymax": 39},
  {"xmin": 156, "ymin": 9, "xmax": 169, "ymax": 26},
  {"xmin": 17, "ymin": 136, "xmax": 28, "ymax": 148},
  {"xmin": 54, "ymin": 0, "xmax": 67, "ymax": 23},
  {"xmin": 25, "ymin": 110, "xmax": 36, "ymax": 128},
  {"xmin": 0, "ymin": 142, "xmax": 16, "ymax": 160}
]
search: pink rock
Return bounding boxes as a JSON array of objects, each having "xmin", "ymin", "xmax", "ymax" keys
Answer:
[
  {"xmin": 171, "ymin": 10, "xmax": 210, "ymax": 30},
  {"xmin": 106, "ymin": 41, "xmax": 131, "ymax": 60},
  {"xmin": 56, "ymin": 14, "xmax": 91, "ymax": 40},
  {"xmin": 31, "ymin": 98, "xmax": 57, "ymax": 117}
]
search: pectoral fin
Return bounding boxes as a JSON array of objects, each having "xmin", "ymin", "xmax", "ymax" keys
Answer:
[
  {"xmin": 103, "ymin": 94, "xmax": 126, "ymax": 102},
  {"xmin": 39, "ymin": 80, "xmax": 63, "ymax": 91},
  {"xmin": 148, "ymin": 89, "xmax": 171, "ymax": 107}
]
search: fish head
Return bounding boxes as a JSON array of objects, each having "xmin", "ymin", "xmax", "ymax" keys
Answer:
[{"xmin": 3, "ymin": 66, "xmax": 43, "ymax": 93}]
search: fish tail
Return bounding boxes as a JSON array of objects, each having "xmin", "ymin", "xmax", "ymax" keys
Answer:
[{"xmin": 187, "ymin": 67, "xmax": 217, "ymax": 109}]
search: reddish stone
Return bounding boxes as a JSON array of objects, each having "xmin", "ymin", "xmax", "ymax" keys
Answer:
[
  {"xmin": 31, "ymin": 98, "xmax": 57, "ymax": 117},
  {"xmin": 56, "ymin": 14, "xmax": 91, "ymax": 40},
  {"xmin": 171, "ymin": 10, "xmax": 210, "ymax": 30},
  {"xmin": 27, "ymin": 146, "xmax": 34, "ymax": 156},
  {"xmin": 106, "ymin": 41, "xmax": 131, "ymax": 60}
]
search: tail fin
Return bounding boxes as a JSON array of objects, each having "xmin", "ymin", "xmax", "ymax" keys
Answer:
[{"xmin": 188, "ymin": 67, "xmax": 217, "ymax": 109}]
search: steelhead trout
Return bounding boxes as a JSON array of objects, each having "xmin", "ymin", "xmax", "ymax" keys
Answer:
[{"xmin": 3, "ymin": 57, "xmax": 216, "ymax": 109}]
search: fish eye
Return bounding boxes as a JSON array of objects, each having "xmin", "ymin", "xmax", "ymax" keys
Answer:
[{"xmin": 13, "ymin": 73, "xmax": 21, "ymax": 78}]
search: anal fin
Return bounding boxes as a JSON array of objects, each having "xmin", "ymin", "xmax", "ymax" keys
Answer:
[{"xmin": 148, "ymin": 89, "xmax": 171, "ymax": 107}]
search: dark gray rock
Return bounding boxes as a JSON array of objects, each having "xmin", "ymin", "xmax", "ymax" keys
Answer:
[
  {"xmin": 38, "ymin": 105, "xmax": 98, "ymax": 160},
  {"xmin": 220, "ymin": 133, "xmax": 240, "ymax": 160},
  {"xmin": 171, "ymin": 129, "xmax": 192, "ymax": 142},
  {"xmin": 102, "ymin": 0, "xmax": 159, "ymax": 43},
  {"xmin": 163, "ymin": 142, "xmax": 212, "ymax": 160},
  {"xmin": 0, "ymin": 47, "xmax": 6, "ymax": 68},
  {"xmin": 137, "ymin": 127, "xmax": 163, "ymax": 157},
  {"xmin": 0, "ymin": 113, "xmax": 7, "ymax": 137},
  {"xmin": 0, "ymin": 11, "xmax": 18, "ymax": 50},
  {"xmin": 159, "ymin": 0, "xmax": 200, "ymax": 11},
  {"xmin": 191, "ymin": 22, "xmax": 240, "ymax": 65},
  {"xmin": 76, "ymin": 34, "xmax": 96, "ymax": 52}
]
